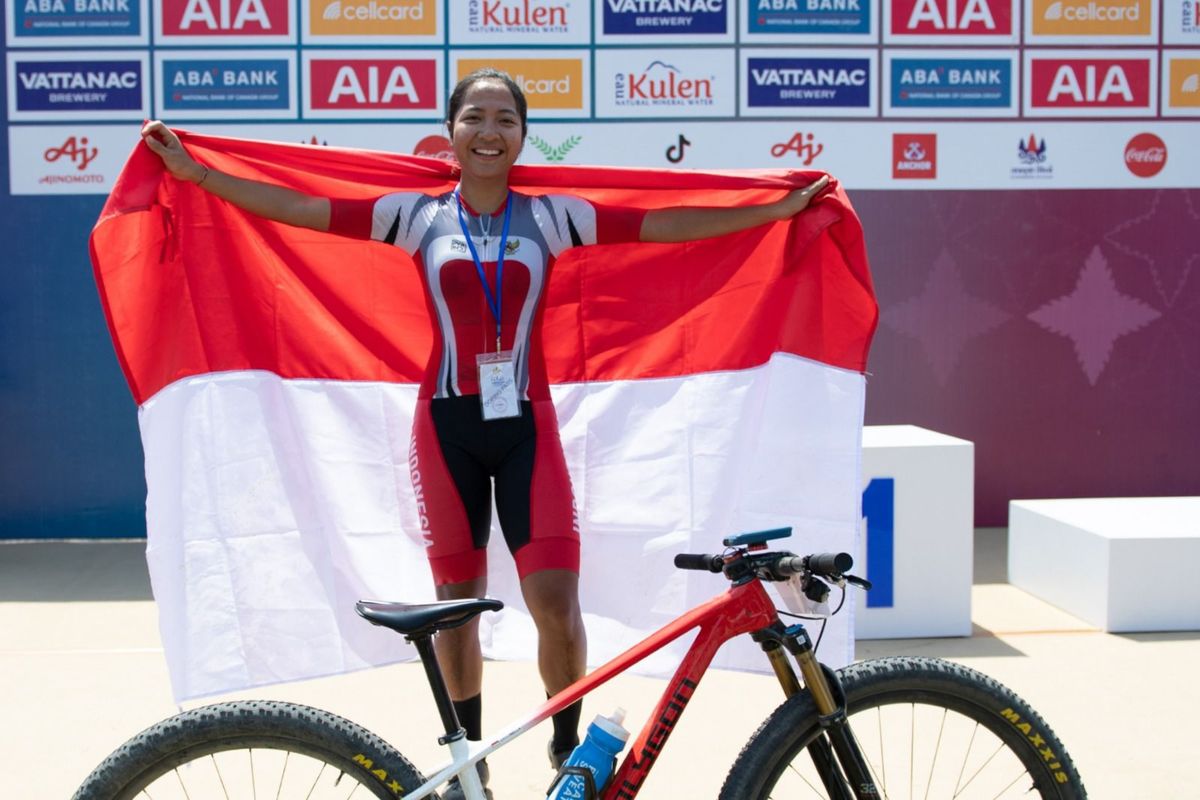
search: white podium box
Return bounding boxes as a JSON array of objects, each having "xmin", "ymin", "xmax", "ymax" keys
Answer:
[
  {"xmin": 1008, "ymin": 497, "xmax": 1200, "ymax": 632},
  {"xmin": 856, "ymin": 425, "xmax": 974, "ymax": 639}
]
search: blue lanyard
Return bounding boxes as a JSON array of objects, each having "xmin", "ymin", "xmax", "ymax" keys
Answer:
[{"xmin": 455, "ymin": 190, "xmax": 513, "ymax": 353}]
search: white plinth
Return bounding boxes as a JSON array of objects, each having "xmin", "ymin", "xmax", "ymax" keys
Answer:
[
  {"xmin": 1009, "ymin": 497, "xmax": 1200, "ymax": 632},
  {"xmin": 856, "ymin": 425, "xmax": 974, "ymax": 639}
]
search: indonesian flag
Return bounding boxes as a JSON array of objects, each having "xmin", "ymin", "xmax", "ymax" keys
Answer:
[{"xmin": 91, "ymin": 132, "xmax": 877, "ymax": 701}]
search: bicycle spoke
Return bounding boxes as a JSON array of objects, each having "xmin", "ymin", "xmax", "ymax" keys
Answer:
[
  {"xmin": 173, "ymin": 766, "xmax": 192, "ymax": 800},
  {"xmin": 276, "ymin": 751, "xmax": 289, "ymax": 800},
  {"xmin": 251, "ymin": 749, "xmax": 257, "ymax": 800},
  {"xmin": 783, "ymin": 758, "xmax": 826, "ymax": 796},
  {"xmin": 953, "ymin": 721, "xmax": 981, "ymax": 797},
  {"xmin": 304, "ymin": 763, "xmax": 326, "ymax": 800},
  {"xmin": 923, "ymin": 708, "xmax": 948, "ymax": 800}
]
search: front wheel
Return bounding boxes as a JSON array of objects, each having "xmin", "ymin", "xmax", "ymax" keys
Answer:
[
  {"xmin": 72, "ymin": 699, "xmax": 426, "ymax": 800},
  {"xmin": 720, "ymin": 656, "xmax": 1087, "ymax": 799}
]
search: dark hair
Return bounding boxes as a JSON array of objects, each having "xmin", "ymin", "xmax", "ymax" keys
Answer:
[{"xmin": 446, "ymin": 68, "xmax": 528, "ymax": 139}]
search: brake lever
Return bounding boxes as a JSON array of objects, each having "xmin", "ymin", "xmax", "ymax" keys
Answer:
[{"xmin": 844, "ymin": 573, "xmax": 873, "ymax": 591}]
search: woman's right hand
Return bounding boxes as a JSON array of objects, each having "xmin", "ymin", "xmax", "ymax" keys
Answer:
[{"xmin": 142, "ymin": 120, "xmax": 206, "ymax": 184}]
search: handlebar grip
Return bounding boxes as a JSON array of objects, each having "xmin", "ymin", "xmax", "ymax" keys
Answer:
[
  {"xmin": 805, "ymin": 552, "xmax": 853, "ymax": 576},
  {"xmin": 674, "ymin": 553, "xmax": 724, "ymax": 573}
]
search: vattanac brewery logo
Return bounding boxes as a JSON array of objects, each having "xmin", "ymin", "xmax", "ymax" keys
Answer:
[
  {"xmin": 615, "ymin": 60, "xmax": 714, "ymax": 107},
  {"xmin": 467, "ymin": 0, "xmax": 569, "ymax": 33},
  {"xmin": 1011, "ymin": 134, "xmax": 1053, "ymax": 179},
  {"xmin": 603, "ymin": 0, "xmax": 727, "ymax": 35}
]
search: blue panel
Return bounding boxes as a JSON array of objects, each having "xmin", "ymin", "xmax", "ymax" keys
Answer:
[{"xmin": 861, "ymin": 478, "xmax": 894, "ymax": 608}]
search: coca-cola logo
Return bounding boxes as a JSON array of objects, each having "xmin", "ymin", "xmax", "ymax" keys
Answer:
[
  {"xmin": 1124, "ymin": 132, "xmax": 1166, "ymax": 178},
  {"xmin": 413, "ymin": 134, "xmax": 453, "ymax": 159}
]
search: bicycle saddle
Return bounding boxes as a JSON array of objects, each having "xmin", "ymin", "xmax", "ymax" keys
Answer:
[{"xmin": 355, "ymin": 598, "xmax": 504, "ymax": 638}]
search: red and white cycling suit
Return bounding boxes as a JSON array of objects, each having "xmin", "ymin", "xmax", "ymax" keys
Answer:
[{"xmin": 329, "ymin": 188, "xmax": 645, "ymax": 585}]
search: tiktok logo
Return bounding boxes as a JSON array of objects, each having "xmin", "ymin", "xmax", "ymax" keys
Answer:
[
  {"xmin": 665, "ymin": 133, "xmax": 690, "ymax": 163},
  {"xmin": 44, "ymin": 136, "xmax": 98, "ymax": 171},
  {"xmin": 770, "ymin": 132, "xmax": 824, "ymax": 165}
]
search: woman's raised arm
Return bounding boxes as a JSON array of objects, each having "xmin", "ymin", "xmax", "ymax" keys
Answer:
[
  {"xmin": 638, "ymin": 174, "xmax": 830, "ymax": 244},
  {"xmin": 141, "ymin": 120, "xmax": 331, "ymax": 232}
]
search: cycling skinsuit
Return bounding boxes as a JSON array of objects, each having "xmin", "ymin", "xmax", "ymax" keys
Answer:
[{"xmin": 328, "ymin": 188, "xmax": 646, "ymax": 585}]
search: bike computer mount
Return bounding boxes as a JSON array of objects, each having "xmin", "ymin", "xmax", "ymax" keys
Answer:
[{"xmin": 723, "ymin": 527, "xmax": 791, "ymax": 548}]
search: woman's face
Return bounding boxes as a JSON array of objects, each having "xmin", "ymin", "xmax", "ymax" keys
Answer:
[{"xmin": 449, "ymin": 79, "xmax": 524, "ymax": 184}]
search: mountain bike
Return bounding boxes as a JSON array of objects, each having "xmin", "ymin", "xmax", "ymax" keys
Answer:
[{"xmin": 71, "ymin": 527, "xmax": 1087, "ymax": 799}]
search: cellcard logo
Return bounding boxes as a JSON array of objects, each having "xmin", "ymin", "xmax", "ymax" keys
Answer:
[
  {"xmin": 467, "ymin": 0, "xmax": 569, "ymax": 32},
  {"xmin": 1124, "ymin": 132, "xmax": 1166, "ymax": 177},
  {"xmin": 160, "ymin": 0, "xmax": 290, "ymax": 36},
  {"xmin": 308, "ymin": 58, "xmax": 436, "ymax": 109},
  {"xmin": 14, "ymin": 58, "xmax": 143, "ymax": 112},
  {"xmin": 603, "ymin": 0, "xmax": 727, "ymax": 35},
  {"xmin": 458, "ymin": 58, "xmax": 584, "ymax": 109},
  {"xmin": 1029, "ymin": 57, "xmax": 1151, "ymax": 108},
  {"xmin": 891, "ymin": 57, "xmax": 1011, "ymax": 107},
  {"xmin": 614, "ymin": 60, "xmax": 714, "ymax": 107},
  {"xmin": 1032, "ymin": 0, "xmax": 1150, "ymax": 35},
  {"xmin": 893, "ymin": 133, "xmax": 937, "ymax": 178},
  {"xmin": 890, "ymin": 0, "xmax": 1012, "ymax": 36},
  {"xmin": 14, "ymin": 0, "xmax": 141, "ymax": 39},
  {"xmin": 310, "ymin": 0, "xmax": 435, "ymax": 36},
  {"xmin": 1011, "ymin": 133, "xmax": 1053, "ymax": 179},
  {"xmin": 747, "ymin": 57, "xmax": 870, "ymax": 108},
  {"xmin": 1168, "ymin": 58, "xmax": 1200, "ymax": 107},
  {"xmin": 749, "ymin": 0, "xmax": 870, "ymax": 35},
  {"xmin": 163, "ymin": 58, "xmax": 289, "ymax": 111}
]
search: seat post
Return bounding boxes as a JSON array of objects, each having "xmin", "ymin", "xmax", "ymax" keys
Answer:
[{"xmin": 409, "ymin": 633, "xmax": 464, "ymax": 742}]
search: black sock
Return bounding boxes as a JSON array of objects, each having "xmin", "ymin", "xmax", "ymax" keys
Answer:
[
  {"xmin": 452, "ymin": 693, "xmax": 483, "ymax": 741},
  {"xmin": 550, "ymin": 697, "xmax": 582, "ymax": 754}
]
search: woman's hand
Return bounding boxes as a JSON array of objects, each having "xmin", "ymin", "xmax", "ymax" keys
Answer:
[
  {"xmin": 142, "ymin": 120, "xmax": 206, "ymax": 184},
  {"xmin": 771, "ymin": 174, "xmax": 832, "ymax": 221}
]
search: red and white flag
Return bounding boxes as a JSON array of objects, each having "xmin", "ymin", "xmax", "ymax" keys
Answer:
[{"xmin": 91, "ymin": 132, "xmax": 877, "ymax": 701}]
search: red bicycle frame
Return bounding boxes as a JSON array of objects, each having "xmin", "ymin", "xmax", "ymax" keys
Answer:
[{"xmin": 493, "ymin": 576, "xmax": 781, "ymax": 799}]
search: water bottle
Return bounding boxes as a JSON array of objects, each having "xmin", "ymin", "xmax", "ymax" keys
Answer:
[{"xmin": 549, "ymin": 708, "xmax": 630, "ymax": 800}]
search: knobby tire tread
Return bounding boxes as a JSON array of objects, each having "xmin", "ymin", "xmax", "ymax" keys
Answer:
[
  {"xmin": 71, "ymin": 699, "xmax": 425, "ymax": 800},
  {"xmin": 718, "ymin": 656, "xmax": 1087, "ymax": 800}
]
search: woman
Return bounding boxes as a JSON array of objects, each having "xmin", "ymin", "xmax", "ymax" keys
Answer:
[{"xmin": 142, "ymin": 67, "xmax": 829, "ymax": 799}]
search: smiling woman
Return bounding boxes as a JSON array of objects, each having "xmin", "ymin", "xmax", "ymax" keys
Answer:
[{"xmin": 139, "ymin": 65, "xmax": 831, "ymax": 800}]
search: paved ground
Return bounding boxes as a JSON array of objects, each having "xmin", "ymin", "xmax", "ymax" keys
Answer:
[{"xmin": 2, "ymin": 532, "xmax": 1197, "ymax": 798}]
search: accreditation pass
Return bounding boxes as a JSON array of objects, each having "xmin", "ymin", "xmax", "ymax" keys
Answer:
[{"xmin": 477, "ymin": 351, "xmax": 520, "ymax": 420}]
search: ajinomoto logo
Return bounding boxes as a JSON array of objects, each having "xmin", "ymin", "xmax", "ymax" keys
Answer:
[
  {"xmin": 310, "ymin": 0, "xmax": 435, "ymax": 35},
  {"xmin": 457, "ymin": 58, "xmax": 583, "ymax": 110},
  {"xmin": 1167, "ymin": 57, "xmax": 1200, "ymax": 107},
  {"xmin": 1031, "ymin": 0, "xmax": 1151, "ymax": 36},
  {"xmin": 890, "ymin": 0, "xmax": 1013, "ymax": 36}
]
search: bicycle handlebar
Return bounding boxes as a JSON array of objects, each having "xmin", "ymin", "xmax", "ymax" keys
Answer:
[
  {"xmin": 673, "ymin": 550, "xmax": 854, "ymax": 580},
  {"xmin": 673, "ymin": 553, "xmax": 724, "ymax": 572}
]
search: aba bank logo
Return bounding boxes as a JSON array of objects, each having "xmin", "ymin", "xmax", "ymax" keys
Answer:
[
  {"xmin": 890, "ymin": 0, "xmax": 1012, "ymax": 35},
  {"xmin": 14, "ymin": 59, "xmax": 143, "ymax": 111},
  {"xmin": 1032, "ymin": 0, "xmax": 1151, "ymax": 35},
  {"xmin": 891, "ymin": 57, "xmax": 1011, "ymax": 106},
  {"xmin": 160, "ymin": 0, "xmax": 290, "ymax": 36},
  {"xmin": 603, "ymin": 0, "xmax": 727, "ymax": 35},
  {"xmin": 309, "ymin": 58, "xmax": 437, "ymax": 109},
  {"xmin": 893, "ymin": 133, "xmax": 937, "ymax": 178},
  {"xmin": 467, "ymin": 0, "xmax": 569, "ymax": 33},
  {"xmin": 1030, "ymin": 57, "xmax": 1151, "ymax": 107},
  {"xmin": 615, "ymin": 60, "xmax": 714, "ymax": 106},
  {"xmin": 163, "ymin": 58, "xmax": 289, "ymax": 109},
  {"xmin": 747, "ymin": 57, "xmax": 870, "ymax": 107},
  {"xmin": 1011, "ymin": 134, "xmax": 1053, "ymax": 178},
  {"xmin": 15, "ymin": 0, "xmax": 141, "ymax": 38},
  {"xmin": 750, "ymin": 0, "xmax": 870, "ymax": 34}
]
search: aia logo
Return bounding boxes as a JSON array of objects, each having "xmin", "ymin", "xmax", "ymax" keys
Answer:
[
  {"xmin": 893, "ymin": 133, "xmax": 937, "ymax": 179},
  {"xmin": 890, "ymin": 0, "xmax": 1013, "ymax": 36},
  {"xmin": 44, "ymin": 136, "xmax": 97, "ymax": 171},
  {"xmin": 1029, "ymin": 57, "xmax": 1151, "ymax": 108},
  {"xmin": 1124, "ymin": 133, "xmax": 1166, "ymax": 177},
  {"xmin": 770, "ymin": 132, "xmax": 824, "ymax": 165},
  {"xmin": 1017, "ymin": 134, "xmax": 1047, "ymax": 164},
  {"xmin": 413, "ymin": 135, "xmax": 453, "ymax": 159},
  {"xmin": 160, "ymin": 0, "xmax": 292, "ymax": 36},
  {"xmin": 309, "ymin": 59, "xmax": 436, "ymax": 109}
]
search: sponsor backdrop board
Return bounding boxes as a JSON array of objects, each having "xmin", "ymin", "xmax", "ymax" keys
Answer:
[{"xmin": 1, "ymin": 0, "xmax": 1198, "ymax": 535}]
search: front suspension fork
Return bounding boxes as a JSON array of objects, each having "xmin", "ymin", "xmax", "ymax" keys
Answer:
[{"xmin": 755, "ymin": 623, "xmax": 879, "ymax": 799}]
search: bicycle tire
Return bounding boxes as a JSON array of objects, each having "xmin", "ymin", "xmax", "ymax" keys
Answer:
[
  {"xmin": 720, "ymin": 656, "xmax": 1087, "ymax": 799},
  {"xmin": 71, "ymin": 699, "xmax": 427, "ymax": 800}
]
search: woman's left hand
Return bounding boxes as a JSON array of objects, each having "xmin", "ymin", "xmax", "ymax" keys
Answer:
[{"xmin": 774, "ymin": 174, "xmax": 832, "ymax": 220}]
